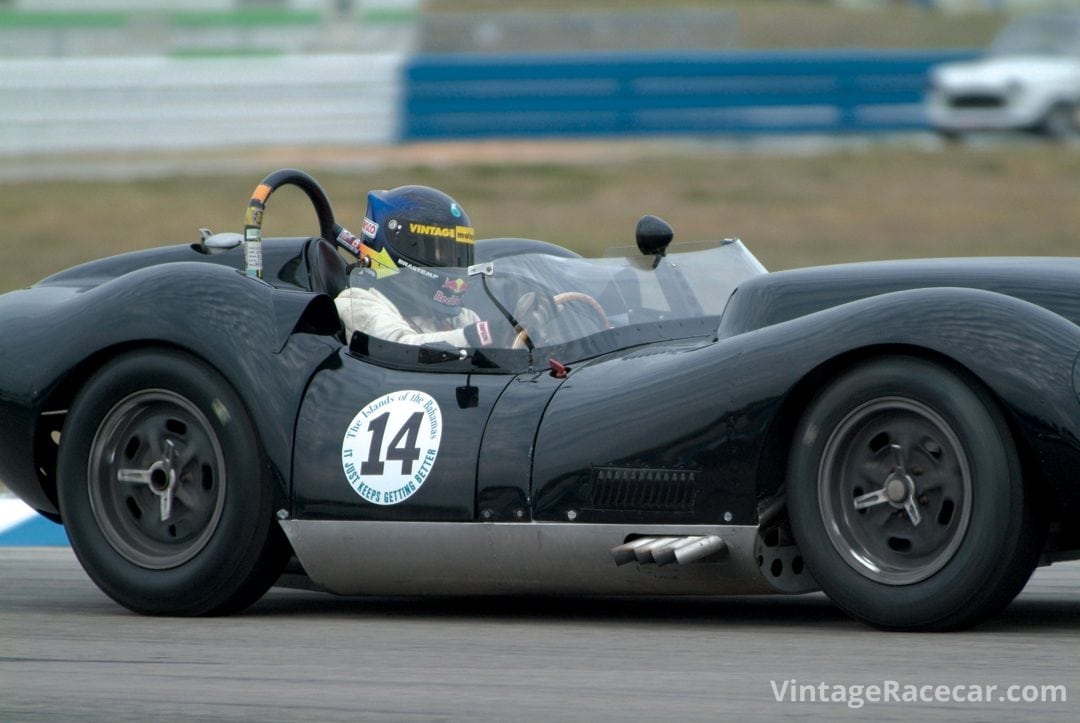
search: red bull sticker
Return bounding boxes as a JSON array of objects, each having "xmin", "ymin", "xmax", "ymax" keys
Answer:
[
  {"xmin": 341, "ymin": 391, "xmax": 442, "ymax": 505},
  {"xmin": 433, "ymin": 290, "xmax": 465, "ymax": 308},
  {"xmin": 442, "ymin": 277, "xmax": 468, "ymax": 294},
  {"xmin": 433, "ymin": 276, "xmax": 469, "ymax": 309}
]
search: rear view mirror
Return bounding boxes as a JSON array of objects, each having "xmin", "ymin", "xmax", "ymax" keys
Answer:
[{"xmin": 635, "ymin": 215, "xmax": 674, "ymax": 257}]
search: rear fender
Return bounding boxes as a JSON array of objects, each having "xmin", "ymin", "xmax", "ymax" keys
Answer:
[
  {"xmin": 755, "ymin": 287, "xmax": 1080, "ymax": 520},
  {"xmin": 5, "ymin": 262, "xmax": 340, "ymax": 514}
]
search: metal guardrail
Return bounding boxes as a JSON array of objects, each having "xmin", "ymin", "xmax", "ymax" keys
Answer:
[
  {"xmin": 1, "ymin": 49, "xmax": 980, "ymax": 155},
  {"xmin": 0, "ymin": 53, "xmax": 403, "ymax": 154},
  {"xmin": 402, "ymin": 49, "xmax": 978, "ymax": 140}
]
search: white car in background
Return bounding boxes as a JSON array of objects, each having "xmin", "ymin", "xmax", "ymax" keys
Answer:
[{"xmin": 927, "ymin": 11, "xmax": 1080, "ymax": 139}]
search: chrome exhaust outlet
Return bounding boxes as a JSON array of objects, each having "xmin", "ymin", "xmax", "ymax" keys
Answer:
[
  {"xmin": 611, "ymin": 536, "xmax": 663, "ymax": 566},
  {"xmin": 612, "ymin": 534, "xmax": 728, "ymax": 566}
]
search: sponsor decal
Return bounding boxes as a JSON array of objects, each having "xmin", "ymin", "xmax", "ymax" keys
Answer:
[
  {"xmin": 244, "ymin": 207, "xmax": 263, "ymax": 227},
  {"xmin": 434, "ymin": 277, "xmax": 468, "ymax": 309},
  {"xmin": 433, "ymin": 290, "xmax": 464, "ymax": 308},
  {"xmin": 336, "ymin": 227, "xmax": 363, "ymax": 254},
  {"xmin": 456, "ymin": 225, "xmax": 476, "ymax": 245},
  {"xmin": 244, "ymin": 240, "xmax": 263, "ymax": 276},
  {"xmin": 450, "ymin": 202, "xmax": 462, "ymax": 218},
  {"xmin": 398, "ymin": 258, "xmax": 439, "ymax": 279},
  {"xmin": 409, "ymin": 222, "xmax": 456, "ymax": 239},
  {"xmin": 361, "ymin": 217, "xmax": 379, "ymax": 239},
  {"xmin": 442, "ymin": 277, "xmax": 468, "ymax": 294},
  {"xmin": 476, "ymin": 320, "xmax": 493, "ymax": 346},
  {"xmin": 341, "ymin": 391, "xmax": 442, "ymax": 506},
  {"xmin": 405, "ymin": 222, "xmax": 475, "ymax": 245}
]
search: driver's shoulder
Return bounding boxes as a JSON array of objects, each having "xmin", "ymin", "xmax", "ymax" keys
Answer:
[
  {"xmin": 335, "ymin": 284, "xmax": 390, "ymax": 304},
  {"xmin": 333, "ymin": 283, "xmax": 402, "ymax": 318}
]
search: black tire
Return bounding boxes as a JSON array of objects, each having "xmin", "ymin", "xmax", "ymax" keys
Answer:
[
  {"xmin": 936, "ymin": 129, "xmax": 964, "ymax": 144},
  {"xmin": 57, "ymin": 349, "xmax": 288, "ymax": 615},
  {"xmin": 1040, "ymin": 102, "xmax": 1078, "ymax": 140},
  {"xmin": 787, "ymin": 356, "xmax": 1043, "ymax": 631}
]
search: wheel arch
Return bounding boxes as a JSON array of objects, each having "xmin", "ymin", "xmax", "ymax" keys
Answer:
[
  {"xmin": 16, "ymin": 262, "xmax": 338, "ymax": 520},
  {"xmin": 32, "ymin": 340, "xmax": 282, "ymax": 518},
  {"xmin": 756, "ymin": 343, "xmax": 1049, "ymax": 531},
  {"xmin": 1033, "ymin": 99, "xmax": 1079, "ymax": 138}
]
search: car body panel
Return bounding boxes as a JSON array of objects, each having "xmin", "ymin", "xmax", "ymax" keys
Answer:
[
  {"xmin": 278, "ymin": 520, "xmax": 785, "ymax": 596},
  {"xmin": 292, "ymin": 348, "xmax": 516, "ymax": 521},
  {"xmin": 529, "ymin": 283, "xmax": 1080, "ymax": 530},
  {"xmin": 5, "ymin": 230, "xmax": 1080, "ymax": 605}
]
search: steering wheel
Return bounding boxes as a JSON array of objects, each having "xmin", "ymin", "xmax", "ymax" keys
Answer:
[
  {"xmin": 512, "ymin": 291, "xmax": 612, "ymax": 349},
  {"xmin": 242, "ymin": 169, "xmax": 336, "ymax": 278}
]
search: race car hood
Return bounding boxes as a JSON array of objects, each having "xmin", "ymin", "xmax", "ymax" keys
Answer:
[
  {"xmin": 931, "ymin": 56, "xmax": 1080, "ymax": 90},
  {"xmin": 719, "ymin": 256, "xmax": 1080, "ymax": 337}
]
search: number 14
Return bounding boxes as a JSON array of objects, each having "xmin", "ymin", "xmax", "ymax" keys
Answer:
[{"xmin": 359, "ymin": 411, "xmax": 423, "ymax": 476}]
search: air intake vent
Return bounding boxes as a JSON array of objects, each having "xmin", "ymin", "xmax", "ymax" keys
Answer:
[{"xmin": 587, "ymin": 467, "xmax": 697, "ymax": 512}]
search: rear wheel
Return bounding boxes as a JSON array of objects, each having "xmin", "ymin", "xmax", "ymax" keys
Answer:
[
  {"xmin": 787, "ymin": 356, "xmax": 1043, "ymax": 630},
  {"xmin": 57, "ymin": 349, "xmax": 288, "ymax": 615}
]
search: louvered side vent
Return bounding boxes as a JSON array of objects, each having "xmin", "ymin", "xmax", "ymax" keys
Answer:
[{"xmin": 587, "ymin": 467, "xmax": 697, "ymax": 512}]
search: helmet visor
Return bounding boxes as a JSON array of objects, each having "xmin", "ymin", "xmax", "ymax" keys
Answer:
[{"xmin": 395, "ymin": 221, "xmax": 475, "ymax": 268}]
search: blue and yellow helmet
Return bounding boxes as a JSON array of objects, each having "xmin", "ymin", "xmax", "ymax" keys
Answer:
[
  {"xmin": 362, "ymin": 185, "xmax": 475, "ymax": 270},
  {"xmin": 361, "ymin": 186, "xmax": 476, "ymax": 316}
]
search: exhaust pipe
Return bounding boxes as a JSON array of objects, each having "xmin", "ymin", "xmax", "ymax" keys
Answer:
[{"xmin": 611, "ymin": 535, "xmax": 728, "ymax": 566}]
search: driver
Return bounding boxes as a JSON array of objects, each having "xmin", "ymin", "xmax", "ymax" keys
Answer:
[{"xmin": 334, "ymin": 185, "xmax": 551, "ymax": 348}]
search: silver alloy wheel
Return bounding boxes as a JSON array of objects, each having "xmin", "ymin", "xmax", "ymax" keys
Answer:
[
  {"xmin": 817, "ymin": 397, "xmax": 972, "ymax": 585},
  {"xmin": 87, "ymin": 390, "xmax": 226, "ymax": 569}
]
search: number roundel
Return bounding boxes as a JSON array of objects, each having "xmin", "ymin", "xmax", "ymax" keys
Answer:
[{"xmin": 341, "ymin": 391, "xmax": 443, "ymax": 505}]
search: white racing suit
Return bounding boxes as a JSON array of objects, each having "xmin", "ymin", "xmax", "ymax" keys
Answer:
[{"xmin": 334, "ymin": 285, "xmax": 493, "ymax": 348}]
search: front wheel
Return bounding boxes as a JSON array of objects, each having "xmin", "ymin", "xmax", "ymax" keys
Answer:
[
  {"xmin": 787, "ymin": 356, "xmax": 1043, "ymax": 630},
  {"xmin": 57, "ymin": 349, "xmax": 288, "ymax": 615},
  {"xmin": 1040, "ymin": 102, "xmax": 1078, "ymax": 140}
]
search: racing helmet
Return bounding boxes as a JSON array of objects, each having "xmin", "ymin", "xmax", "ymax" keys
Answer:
[{"xmin": 361, "ymin": 185, "xmax": 476, "ymax": 316}]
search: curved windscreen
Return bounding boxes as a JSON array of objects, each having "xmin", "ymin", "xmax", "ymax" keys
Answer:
[{"xmin": 340, "ymin": 240, "xmax": 766, "ymax": 356}]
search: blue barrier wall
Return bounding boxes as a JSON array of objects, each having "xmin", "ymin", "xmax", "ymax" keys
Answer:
[{"xmin": 403, "ymin": 49, "xmax": 976, "ymax": 140}]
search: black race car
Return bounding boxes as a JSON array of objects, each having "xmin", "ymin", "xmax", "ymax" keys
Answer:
[{"xmin": 1, "ymin": 169, "xmax": 1077, "ymax": 631}]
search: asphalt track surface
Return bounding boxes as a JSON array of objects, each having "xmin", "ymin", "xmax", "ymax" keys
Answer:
[{"xmin": 1, "ymin": 549, "xmax": 1078, "ymax": 721}]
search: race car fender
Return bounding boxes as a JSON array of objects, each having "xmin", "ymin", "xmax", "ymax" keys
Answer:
[
  {"xmin": 0, "ymin": 261, "xmax": 339, "ymax": 514},
  {"xmin": 531, "ymin": 286, "xmax": 1080, "ymax": 527}
]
